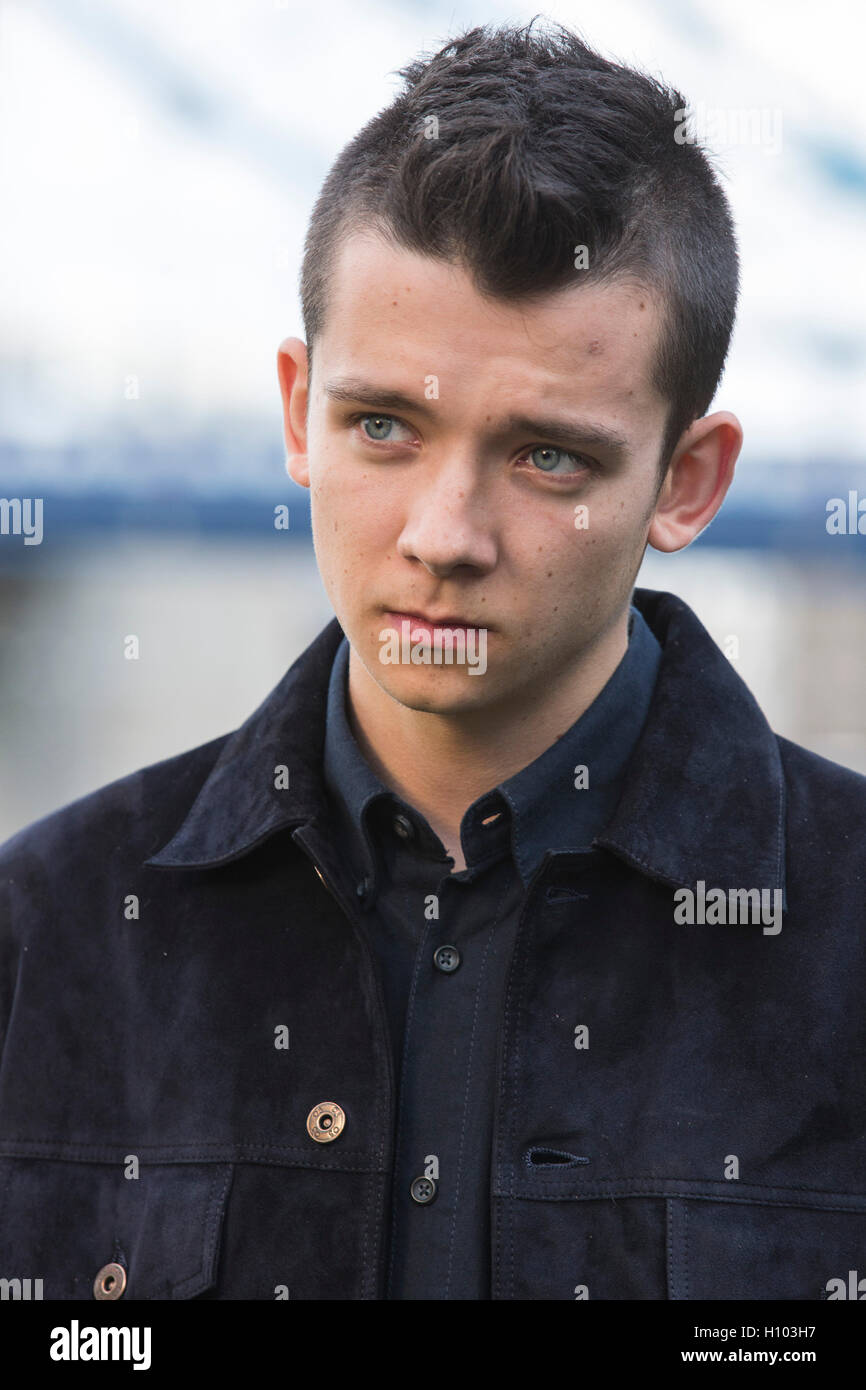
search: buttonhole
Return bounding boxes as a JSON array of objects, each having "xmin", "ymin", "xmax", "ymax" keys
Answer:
[
  {"xmin": 525, "ymin": 1146, "xmax": 590, "ymax": 1168},
  {"xmin": 545, "ymin": 886, "xmax": 590, "ymax": 904}
]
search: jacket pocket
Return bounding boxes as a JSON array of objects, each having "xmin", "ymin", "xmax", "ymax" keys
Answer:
[
  {"xmin": 495, "ymin": 1171, "xmax": 866, "ymax": 1299},
  {"xmin": 0, "ymin": 1157, "xmax": 232, "ymax": 1300},
  {"xmin": 667, "ymin": 1192, "xmax": 866, "ymax": 1301}
]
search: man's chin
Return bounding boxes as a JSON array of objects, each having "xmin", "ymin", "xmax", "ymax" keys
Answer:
[{"xmin": 372, "ymin": 663, "xmax": 496, "ymax": 715}]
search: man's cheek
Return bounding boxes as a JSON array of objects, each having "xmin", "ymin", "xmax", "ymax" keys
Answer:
[{"xmin": 579, "ymin": 505, "xmax": 645, "ymax": 555}]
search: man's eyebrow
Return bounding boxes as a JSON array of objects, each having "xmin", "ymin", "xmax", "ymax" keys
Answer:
[
  {"xmin": 323, "ymin": 377, "xmax": 631, "ymax": 456},
  {"xmin": 324, "ymin": 378, "xmax": 435, "ymax": 417},
  {"xmin": 502, "ymin": 413, "xmax": 630, "ymax": 456}
]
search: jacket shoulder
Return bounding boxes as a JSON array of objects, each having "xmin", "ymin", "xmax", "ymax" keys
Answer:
[
  {"xmin": 777, "ymin": 732, "xmax": 866, "ymax": 846},
  {"xmin": 0, "ymin": 733, "xmax": 239, "ymax": 1073},
  {"xmin": 0, "ymin": 732, "xmax": 231, "ymax": 877}
]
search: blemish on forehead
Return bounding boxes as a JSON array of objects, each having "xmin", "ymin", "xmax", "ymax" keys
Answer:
[{"xmin": 586, "ymin": 340, "xmax": 603, "ymax": 356}]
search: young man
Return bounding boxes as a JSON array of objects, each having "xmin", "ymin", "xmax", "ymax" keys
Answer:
[{"xmin": 2, "ymin": 22, "xmax": 865, "ymax": 1302}]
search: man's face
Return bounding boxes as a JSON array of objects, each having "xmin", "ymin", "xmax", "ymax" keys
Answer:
[{"xmin": 292, "ymin": 230, "xmax": 670, "ymax": 719}]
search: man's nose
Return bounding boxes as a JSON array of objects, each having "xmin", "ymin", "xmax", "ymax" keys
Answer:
[{"xmin": 395, "ymin": 461, "xmax": 498, "ymax": 575}]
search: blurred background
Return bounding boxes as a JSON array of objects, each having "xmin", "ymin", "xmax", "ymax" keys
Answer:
[{"xmin": 2, "ymin": 0, "xmax": 866, "ymax": 841}]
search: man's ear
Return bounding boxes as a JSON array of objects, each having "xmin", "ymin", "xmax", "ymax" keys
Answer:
[
  {"xmin": 647, "ymin": 410, "xmax": 743, "ymax": 553},
  {"xmin": 277, "ymin": 337, "xmax": 310, "ymax": 488}
]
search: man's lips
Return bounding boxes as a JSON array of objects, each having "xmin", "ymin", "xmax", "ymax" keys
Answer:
[{"xmin": 382, "ymin": 609, "xmax": 490, "ymax": 631}]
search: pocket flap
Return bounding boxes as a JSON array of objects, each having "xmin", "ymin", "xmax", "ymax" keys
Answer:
[{"xmin": 0, "ymin": 1158, "xmax": 232, "ymax": 1300}]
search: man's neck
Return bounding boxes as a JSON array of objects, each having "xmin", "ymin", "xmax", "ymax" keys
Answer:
[{"xmin": 344, "ymin": 610, "xmax": 630, "ymax": 868}]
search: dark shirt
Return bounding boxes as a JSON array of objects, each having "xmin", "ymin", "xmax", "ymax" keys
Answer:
[{"xmin": 322, "ymin": 603, "xmax": 662, "ymax": 1298}]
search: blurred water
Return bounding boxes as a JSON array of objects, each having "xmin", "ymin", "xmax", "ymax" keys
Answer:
[{"xmin": 1, "ymin": 538, "xmax": 865, "ymax": 843}]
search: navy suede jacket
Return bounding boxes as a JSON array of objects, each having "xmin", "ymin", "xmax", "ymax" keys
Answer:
[{"xmin": 1, "ymin": 587, "xmax": 865, "ymax": 1301}]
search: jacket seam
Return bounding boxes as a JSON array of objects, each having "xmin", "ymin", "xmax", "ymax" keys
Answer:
[
  {"xmin": 0, "ymin": 1143, "xmax": 386, "ymax": 1172},
  {"xmin": 502, "ymin": 1189, "xmax": 866, "ymax": 1211},
  {"xmin": 503, "ymin": 1175, "xmax": 866, "ymax": 1195}
]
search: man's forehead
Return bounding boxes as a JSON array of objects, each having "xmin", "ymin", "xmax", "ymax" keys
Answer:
[
  {"xmin": 318, "ymin": 230, "xmax": 666, "ymax": 428},
  {"xmin": 326, "ymin": 228, "xmax": 659, "ymax": 334}
]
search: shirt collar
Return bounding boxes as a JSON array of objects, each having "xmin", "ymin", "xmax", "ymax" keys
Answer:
[
  {"xmin": 322, "ymin": 606, "xmax": 662, "ymax": 888},
  {"xmin": 145, "ymin": 588, "xmax": 786, "ymax": 900}
]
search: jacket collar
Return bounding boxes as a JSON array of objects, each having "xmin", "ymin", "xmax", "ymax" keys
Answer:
[
  {"xmin": 595, "ymin": 589, "xmax": 785, "ymax": 895},
  {"xmin": 145, "ymin": 588, "xmax": 786, "ymax": 896},
  {"xmin": 145, "ymin": 617, "xmax": 343, "ymax": 870}
]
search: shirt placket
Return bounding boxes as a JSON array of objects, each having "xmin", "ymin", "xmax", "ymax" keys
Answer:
[{"xmin": 385, "ymin": 848, "xmax": 521, "ymax": 1300}]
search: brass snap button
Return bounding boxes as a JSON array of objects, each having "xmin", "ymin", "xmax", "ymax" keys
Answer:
[
  {"xmin": 307, "ymin": 1101, "xmax": 345, "ymax": 1143},
  {"xmin": 93, "ymin": 1262, "xmax": 127, "ymax": 1300}
]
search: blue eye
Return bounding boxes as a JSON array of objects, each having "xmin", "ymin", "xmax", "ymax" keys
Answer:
[
  {"xmin": 529, "ymin": 446, "xmax": 583, "ymax": 474},
  {"xmin": 361, "ymin": 414, "xmax": 399, "ymax": 441}
]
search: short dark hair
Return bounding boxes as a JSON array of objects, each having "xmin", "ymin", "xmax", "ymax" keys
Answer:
[{"xmin": 299, "ymin": 18, "xmax": 739, "ymax": 471}]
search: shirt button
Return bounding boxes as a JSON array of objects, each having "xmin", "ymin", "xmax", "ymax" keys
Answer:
[
  {"xmin": 392, "ymin": 813, "xmax": 415, "ymax": 841},
  {"xmin": 433, "ymin": 943, "xmax": 461, "ymax": 973},
  {"xmin": 93, "ymin": 1262, "xmax": 127, "ymax": 1300},
  {"xmin": 410, "ymin": 1175, "xmax": 437, "ymax": 1204},
  {"xmin": 307, "ymin": 1101, "xmax": 346, "ymax": 1143}
]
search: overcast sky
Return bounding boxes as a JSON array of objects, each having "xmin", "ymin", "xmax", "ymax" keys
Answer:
[{"xmin": 2, "ymin": 0, "xmax": 865, "ymax": 493}]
